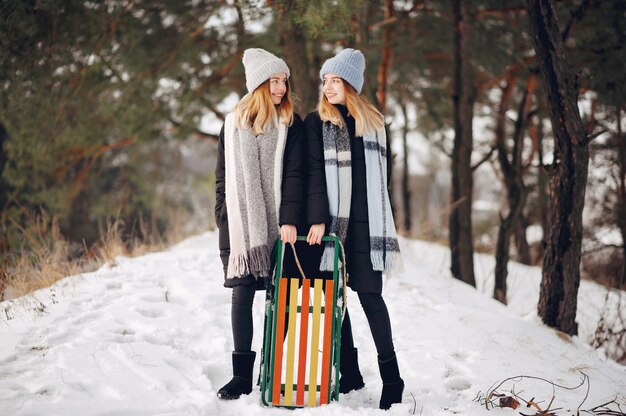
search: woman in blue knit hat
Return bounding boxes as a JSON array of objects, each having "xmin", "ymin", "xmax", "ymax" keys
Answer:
[
  {"xmin": 304, "ymin": 48, "xmax": 404, "ymax": 410},
  {"xmin": 215, "ymin": 48, "xmax": 304, "ymax": 400}
]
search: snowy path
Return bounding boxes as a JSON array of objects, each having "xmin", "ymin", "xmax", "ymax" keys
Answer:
[{"xmin": 1, "ymin": 232, "xmax": 625, "ymax": 415}]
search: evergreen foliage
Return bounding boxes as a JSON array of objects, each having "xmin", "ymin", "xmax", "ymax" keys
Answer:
[{"xmin": 0, "ymin": 0, "xmax": 624, "ymax": 293}]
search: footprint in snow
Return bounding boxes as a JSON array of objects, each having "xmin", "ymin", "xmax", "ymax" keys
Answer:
[{"xmin": 136, "ymin": 307, "xmax": 164, "ymax": 319}]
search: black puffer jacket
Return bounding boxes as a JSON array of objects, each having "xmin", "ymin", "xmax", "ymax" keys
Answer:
[
  {"xmin": 304, "ymin": 105, "xmax": 392, "ymax": 294},
  {"xmin": 215, "ymin": 114, "xmax": 305, "ymax": 287}
]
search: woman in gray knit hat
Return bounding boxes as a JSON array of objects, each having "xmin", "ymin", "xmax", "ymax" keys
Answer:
[
  {"xmin": 304, "ymin": 48, "xmax": 404, "ymax": 410},
  {"xmin": 214, "ymin": 48, "xmax": 304, "ymax": 400}
]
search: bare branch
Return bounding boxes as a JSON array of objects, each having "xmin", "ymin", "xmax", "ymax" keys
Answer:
[
  {"xmin": 562, "ymin": 0, "xmax": 593, "ymax": 42},
  {"xmin": 475, "ymin": 372, "xmax": 626, "ymax": 415},
  {"xmin": 475, "ymin": 6, "xmax": 527, "ymax": 20},
  {"xmin": 471, "ymin": 145, "xmax": 497, "ymax": 171},
  {"xmin": 369, "ymin": 0, "xmax": 428, "ymax": 30}
]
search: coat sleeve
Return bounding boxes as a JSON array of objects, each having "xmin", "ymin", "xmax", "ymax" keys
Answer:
[
  {"xmin": 304, "ymin": 112, "xmax": 330, "ymax": 225},
  {"xmin": 386, "ymin": 127, "xmax": 392, "ymax": 192},
  {"xmin": 279, "ymin": 115, "xmax": 304, "ymax": 227},
  {"xmin": 215, "ymin": 124, "xmax": 230, "ymax": 273},
  {"xmin": 215, "ymin": 124, "xmax": 226, "ymax": 225}
]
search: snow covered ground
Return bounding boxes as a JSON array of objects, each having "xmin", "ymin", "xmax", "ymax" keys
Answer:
[{"xmin": 1, "ymin": 231, "xmax": 625, "ymax": 415}]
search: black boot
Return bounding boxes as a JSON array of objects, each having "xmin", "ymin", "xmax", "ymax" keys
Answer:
[
  {"xmin": 217, "ymin": 351, "xmax": 256, "ymax": 400},
  {"xmin": 378, "ymin": 353, "xmax": 404, "ymax": 410},
  {"xmin": 339, "ymin": 347, "xmax": 365, "ymax": 394}
]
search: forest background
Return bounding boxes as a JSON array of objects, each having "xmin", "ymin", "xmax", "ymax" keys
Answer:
[{"xmin": 1, "ymin": 0, "xmax": 624, "ymax": 358}]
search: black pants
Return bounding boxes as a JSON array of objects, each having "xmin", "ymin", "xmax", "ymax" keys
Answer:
[
  {"xmin": 341, "ymin": 292, "xmax": 395, "ymax": 360},
  {"xmin": 231, "ymin": 282, "xmax": 256, "ymax": 352}
]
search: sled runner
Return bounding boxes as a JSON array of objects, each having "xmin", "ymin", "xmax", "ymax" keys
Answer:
[{"xmin": 260, "ymin": 236, "xmax": 345, "ymax": 408}]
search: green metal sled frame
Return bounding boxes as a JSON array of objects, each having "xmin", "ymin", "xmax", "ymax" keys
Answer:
[{"xmin": 260, "ymin": 236, "xmax": 345, "ymax": 408}]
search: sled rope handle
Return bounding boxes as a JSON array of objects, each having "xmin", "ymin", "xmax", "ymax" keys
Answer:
[
  {"xmin": 287, "ymin": 241, "xmax": 307, "ymax": 280},
  {"xmin": 287, "ymin": 236, "xmax": 349, "ymax": 322}
]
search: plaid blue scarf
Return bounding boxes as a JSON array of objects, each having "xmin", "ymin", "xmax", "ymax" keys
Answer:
[{"xmin": 320, "ymin": 122, "xmax": 403, "ymax": 274}]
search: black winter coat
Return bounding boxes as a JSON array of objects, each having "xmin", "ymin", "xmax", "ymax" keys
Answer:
[
  {"xmin": 215, "ymin": 114, "xmax": 305, "ymax": 287},
  {"xmin": 304, "ymin": 105, "xmax": 392, "ymax": 294}
]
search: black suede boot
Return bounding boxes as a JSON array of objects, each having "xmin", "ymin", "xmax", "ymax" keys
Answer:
[
  {"xmin": 339, "ymin": 347, "xmax": 365, "ymax": 394},
  {"xmin": 217, "ymin": 351, "xmax": 256, "ymax": 400},
  {"xmin": 378, "ymin": 353, "xmax": 404, "ymax": 410}
]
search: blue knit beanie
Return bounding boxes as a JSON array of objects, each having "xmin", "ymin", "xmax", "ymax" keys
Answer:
[{"xmin": 319, "ymin": 48, "xmax": 366, "ymax": 94}]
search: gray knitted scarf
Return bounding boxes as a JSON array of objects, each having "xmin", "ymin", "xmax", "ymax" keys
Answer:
[
  {"xmin": 320, "ymin": 121, "xmax": 403, "ymax": 274},
  {"xmin": 224, "ymin": 113, "xmax": 287, "ymax": 280}
]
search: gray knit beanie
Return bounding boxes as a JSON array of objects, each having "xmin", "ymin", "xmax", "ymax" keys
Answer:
[
  {"xmin": 319, "ymin": 48, "xmax": 366, "ymax": 94},
  {"xmin": 242, "ymin": 48, "xmax": 290, "ymax": 93}
]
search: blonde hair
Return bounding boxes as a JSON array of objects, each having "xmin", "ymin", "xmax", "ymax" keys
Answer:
[
  {"xmin": 235, "ymin": 80, "xmax": 294, "ymax": 135},
  {"xmin": 318, "ymin": 81, "xmax": 384, "ymax": 137}
]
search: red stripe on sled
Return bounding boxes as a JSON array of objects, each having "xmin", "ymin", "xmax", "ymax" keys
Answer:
[
  {"xmin": 295, "ymin": 278, "xmax": 310, "ymax": 406},
  {"xmin": 319, "ymin": 279, "xmax": 335, "ymax": 404},
  {"xmin": 272, "ymin": 278, "xmax": 288, "ymax": 404}
]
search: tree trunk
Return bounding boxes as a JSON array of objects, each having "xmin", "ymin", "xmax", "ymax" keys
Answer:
[
  {"xmin": 494, "ymin": 75, "xmax": 536, "ymax": 303},
  {"xmin": 616, "ymin": 107, "xmax": 626, "ymax": 289},
  {"xmin": 401, "ymin": 102, "xmax": 412, "ymax": 235},
  {"xmin": 531, "ymin": 116, "xmax": 549, "ymax": 263},
  {"xmin": 0, "ymin": 122, "xmax": 8, "ymax": 210},
  {"xmin": 351, "ymin": 3, "xmax": 374, "ymax": 99},
  {"xmin": 514, "ymin": 215, "xmax": 532, "ymax": 265},
  {"xmin": 528, "ymin": 0, "xmax": 589, "ymax": 336},
  {"xmin": 449, "ymin": 0, "xmax": 476, "ymax": 287},
  {"xmin": 376, "ymin": 0, "xmax": 393, "ymax": 113},
  {"xmin": 0, "ymin": 122, "xmax": 9, "ymax": 300},
  {"xmin": 275, "ymin": 3, "xmax": 318, "ymax": 114},
  {"xmin": 494, "ymin": 77, "xmax": 516, "ymax": 304}
]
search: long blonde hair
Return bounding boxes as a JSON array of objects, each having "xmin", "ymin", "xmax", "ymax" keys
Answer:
[
  {"xmin": 318, "ymin": 81, "xmax": 384, "ymax": 137},
  {"xmin": 235, "ymin": 80, "xmax": 294, "ymax": 135}
]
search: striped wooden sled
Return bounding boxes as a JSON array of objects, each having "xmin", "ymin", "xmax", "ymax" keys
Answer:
[{"xmin": 260, "ymin": 236, "xmax": 345, "ymax": 408}]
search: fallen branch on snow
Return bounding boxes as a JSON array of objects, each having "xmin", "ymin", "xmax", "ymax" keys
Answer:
[{"xmin": 474, "ymin": 373, "xmax": 626, "ymax": 415}]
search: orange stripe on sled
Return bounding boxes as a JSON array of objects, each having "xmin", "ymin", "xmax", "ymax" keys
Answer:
[{"xmin": 284, "ymin": 278, "xmax": 299, "ymax": 405}]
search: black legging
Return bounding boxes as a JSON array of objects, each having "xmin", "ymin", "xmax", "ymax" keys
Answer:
[
  {"xmin": 231, "ymin": 278, "xmax": 298, "ymax": 352},
  {"xmin": 341, "ymin": 292, "xmax": 395, "ymax": 361},
  {"xmin": 231, "ymin": 282, "xmax": 256, "ymax": 352}
]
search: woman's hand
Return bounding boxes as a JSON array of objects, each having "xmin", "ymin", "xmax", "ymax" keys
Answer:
[
  {"xmin": 307, "ymin": 223, "xmax": 325, "ymax": 245},
  {"xmin": 280, "ymin": 224, "xmax": 297, "ymax": 245}
]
